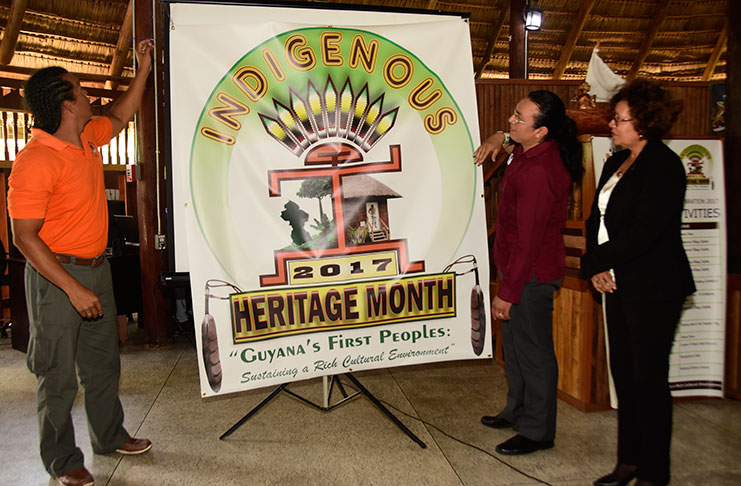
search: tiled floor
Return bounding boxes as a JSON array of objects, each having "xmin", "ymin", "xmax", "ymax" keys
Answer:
[{"xmin": 1, "ymin": 324, "xmax": 740, "ymax": 486}]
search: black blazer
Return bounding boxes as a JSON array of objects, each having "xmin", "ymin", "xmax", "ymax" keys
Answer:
[{"xmin": 581, "ymin": 139, "xmax": 695, "ymax": 302}]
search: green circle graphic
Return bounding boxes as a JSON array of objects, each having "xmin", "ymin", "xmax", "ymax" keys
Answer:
[{"xmin": 190, "ymin": 27, "xmax": 477, "ymax": 287}]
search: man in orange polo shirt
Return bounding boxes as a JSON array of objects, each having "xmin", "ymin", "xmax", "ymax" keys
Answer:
[{"xmin": 8, "ymin": 40, "xmax": 155, "ymax": 486}]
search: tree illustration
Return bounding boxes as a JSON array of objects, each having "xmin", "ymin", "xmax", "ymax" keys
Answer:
[{"xmin": 297, "ymin": 177, "xmax": 332, "ymax": 220}]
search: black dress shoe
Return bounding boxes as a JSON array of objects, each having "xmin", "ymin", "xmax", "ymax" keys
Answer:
[
  {"xmin": 494, "ymin": 434, "xmax": 554, "ymax": 455},
  {"xmin": 593, "ymin": 464, "xmax": 638, "ymax": 486},
  {"xmin": 481, "ymin": 414, "xmax": 514, "ymax": 429},
  {"xmin": 593, "ymin": 472, "xmax": 636, "ymax": 486}
]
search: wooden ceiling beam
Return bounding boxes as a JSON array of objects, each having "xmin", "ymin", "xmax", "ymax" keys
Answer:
[
  {"xmin": 426, "ymin": 0, "xmax": 439, "ymax": 9},
  {"xmin": 2, "ymin": 80, "xmax": 121, "ymax": 100},
  {"xmin": 474, "ymin": 5, "xmax": 508, "ymax": 79},
  {"xmin": 0, "ymin": 77, "xmax": 122, "ymax": 112},
  {"xmin": 107, "ymin": 0, "xmax": 134, "ymax": 90},
  {"xmin": 552, "ymin": 0, "xmax": 596, "ymax": 79},
  {"xmin": 0, "ymin": 0, "xmax": 30, "ymax": 64},
  {"xmin": 627, "ymin": 0, "xmax": 671, "ymax": 80},
  {"xmin": 0, "ymin": 65, "xmax": 131, "ymax": 84},
  {"xmin": 702, "ymin": 21, "xmax": 727, "ymax": 81}
]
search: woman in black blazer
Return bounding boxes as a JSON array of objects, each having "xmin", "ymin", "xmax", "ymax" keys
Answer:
[{"xmin": 581, "ymin": 79, "xmax": 695, "ymax": 486}]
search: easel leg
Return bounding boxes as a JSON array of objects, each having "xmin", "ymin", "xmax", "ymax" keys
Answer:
[
  {"xmin": 333, "ymin": 375, "xmax": 349, "ymax": 398},
  {"xmin": 343, "ymin": 373, "xmax": 426, "ymax": 449},
  {"xmin": 219, "ymin": 383, "xmax": 288, "ymax": 440},
  {"xmin": 219, "ymin": 374, "xmax": 426, "ymax": 448}
]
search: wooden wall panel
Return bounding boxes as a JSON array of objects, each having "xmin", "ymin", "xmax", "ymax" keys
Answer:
[
  {"xmin": 475, "ymin": 80, "xmax": 581, "ymax": 141},
  {"xmin": 665, "ymin": 82, "xmax": 713, "ymax": 138},
  {"xmin": 553, "ymin": 288, "xmax": 580, "ymax": 393},
  {"xmin": 553, "ymin": 281, "xmax": 610, "ymax": 411},
  {"xmin": 475, "ymin": 79, "xmax": 712, "ymax": 141}
]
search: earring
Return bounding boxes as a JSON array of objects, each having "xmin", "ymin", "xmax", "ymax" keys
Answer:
[{"xmin": 639, "ymin": 133, "xmax": 644, "ymax": 139}]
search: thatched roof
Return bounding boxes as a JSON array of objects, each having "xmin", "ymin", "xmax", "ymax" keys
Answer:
[
  {"xmin": 0, "ymin": 0, "xmax": 729, "ymax": 91},
  {"xmin": 342, "ymin": 174, "xmax": 402, "ymax": 199},
  {"xmin": 0, "ymin": 0, "xmax": 133, "ymax": 85}
]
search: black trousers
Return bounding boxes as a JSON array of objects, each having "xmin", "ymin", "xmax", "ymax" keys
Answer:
[
  {"xmin": 500, "ymin": 276, "xmax": 561, "ymax": 442},
  {"xmin": 605, "ymin": 293, "xmax": 684, "ymax": 485}
]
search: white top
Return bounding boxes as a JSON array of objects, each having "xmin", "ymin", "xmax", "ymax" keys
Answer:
[
  {"xmin": 597, "ymin": 172, "xmax": 622, "ymax": 280},
  {"xmin": 597, "ymin": 172, "xmax": 621, "ymax": 244}
]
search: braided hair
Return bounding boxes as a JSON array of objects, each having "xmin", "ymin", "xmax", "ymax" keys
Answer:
[
  {"xmin": 528, "ymin": 90, "xmax": 583, "ymax": 182},
  {"xmin": 23, "ymin": 67, "xmax": 75, "ymax": 134}
]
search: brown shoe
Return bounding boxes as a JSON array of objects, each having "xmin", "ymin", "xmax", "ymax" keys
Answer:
[
  {"xmin": 57, "ymin": 467, "xmax": 94, "ymax": 486},
  {"xmin": 115, "ymin": 437, "xmax": 152, "ymax": 455}
]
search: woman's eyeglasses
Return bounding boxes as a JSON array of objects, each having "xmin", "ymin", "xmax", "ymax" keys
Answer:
[
  {"xmin": 612, "ymin": 114, "xmax": 633, "ymax": 124},
  {"xmin": 511, "ymin": 112, "xmax": 534, "ymax": 125}
]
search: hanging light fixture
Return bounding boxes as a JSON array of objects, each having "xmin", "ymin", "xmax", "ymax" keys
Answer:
[{"xmin": 524, "ymin": 0, "xmax": 544, "ymax": 31}]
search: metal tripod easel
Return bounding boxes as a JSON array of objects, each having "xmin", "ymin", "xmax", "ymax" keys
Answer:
[{"xmin": 219, "ymin": 373, "xmax": 426, "ymax": 448}]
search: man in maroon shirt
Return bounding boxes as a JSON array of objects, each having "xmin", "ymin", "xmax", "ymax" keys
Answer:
[{"xmin": 474, "ymin": 91, "xmax": 582, "ymax": 455}]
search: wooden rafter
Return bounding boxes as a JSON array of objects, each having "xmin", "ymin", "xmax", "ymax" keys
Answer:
[
  {"xmin": 702, "ymin": 21, "xmax": 727, "ymax": 81},
  {"xmin": 0, "ymin": 0, "xmax": 29, "ymax": 65},
  {"xmin": 0, "ymin": 76, "xmax": 122, "ymax": 108},
  {"xmin": 0, "ymin": 64, "xmax": 131, "ymax": 84},
  {"xmin": 426, "ymin": 0, "xmax": 439, "ymax": 10},
  {"xmin": 627, "ymin": 0, "xmax": 671, "ymax": 80},
  {"xmin": 107, "ymin": 0, "xmax": 134, "ymax": 90},
  {"xmin": 474, "ymin": 6, "xmax": 508, "ymax": 79},
  {"xmin": 552, "ymin": 0, "xmax": 596, "ymax": 80}
]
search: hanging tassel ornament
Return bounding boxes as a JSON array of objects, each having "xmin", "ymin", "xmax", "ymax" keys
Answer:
[
  {"xmin": 444, "ymin": 255, "xmax": 489, "ymax": 356},
  {"xmin": 201, "ymin": 285, "xmax": 222, "ymax": 393},
  {"xmin": 470, "ymin": 261, "xmax": 486, "ymax": 356}
]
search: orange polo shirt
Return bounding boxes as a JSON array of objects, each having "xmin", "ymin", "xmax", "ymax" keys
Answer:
[{"xmin": 8, "ymin": 117, "xmax": 113, "ymax": 258}]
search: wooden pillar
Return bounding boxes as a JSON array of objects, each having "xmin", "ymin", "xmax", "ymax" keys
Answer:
[
  {"xmin": 727, "ymin": 0, "xmax": 741, "ymax": 274},
  {"xmin": 134, "ymin": 1, "xmax": 172, "ymax": 345},
  {"xmin": 725, "ymin": 0, "xmax": 741, "ymax": 399},
  {"xmin": 509, "ymin": 0, "xmax": 526, "ymax": 79}
]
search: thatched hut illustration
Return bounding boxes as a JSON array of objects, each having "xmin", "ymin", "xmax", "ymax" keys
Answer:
[{"xmin": 341, "ymin": 174, "xmax": 401, "ymax": 245}]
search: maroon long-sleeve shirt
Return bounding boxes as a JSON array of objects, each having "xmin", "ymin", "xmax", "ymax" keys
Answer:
[{"xmin": 494, "ymin": 139, "xmax": 571, "ymax": 304}]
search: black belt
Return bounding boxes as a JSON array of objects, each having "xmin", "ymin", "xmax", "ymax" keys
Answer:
[{"xmin": 55, "ymin": 253, "xmax": 106, "ymax": 268}]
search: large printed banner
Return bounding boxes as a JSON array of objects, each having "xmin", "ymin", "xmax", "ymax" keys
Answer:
[
  {"xmin": 592, "ymin": 137, "xmax": 726, "ymax": 398},
  {"xmin": 168, "ymin": 3, "xmax": 490, "ymax": 396}
]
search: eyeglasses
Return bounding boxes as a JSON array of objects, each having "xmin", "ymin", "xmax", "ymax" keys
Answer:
[
  {"xmin": 511, "ymin": 112, "xmax": 534, "ymax": 125},
  {"xmin": 612, "ymin": 115, "xmax": 634, "ymax": 124}
]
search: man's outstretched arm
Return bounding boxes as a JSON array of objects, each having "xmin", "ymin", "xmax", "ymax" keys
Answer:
[{"xmin": 107, "ymin": 39, "xmax": 155, "ymax": 137}]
